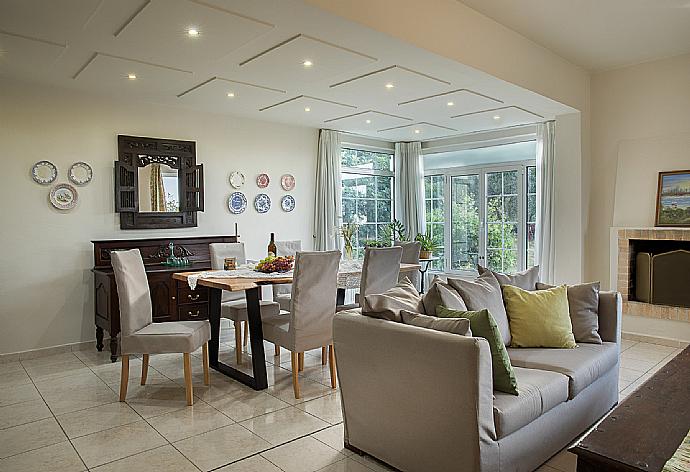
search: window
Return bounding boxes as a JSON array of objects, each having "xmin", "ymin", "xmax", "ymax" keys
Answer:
[
  {"xmin": 423, "ymin": 140, "xmax": 537, "ymax": 273},
  {"xmin": 341, "ymin": 147, "xmax": 394, "ymax": 258}
]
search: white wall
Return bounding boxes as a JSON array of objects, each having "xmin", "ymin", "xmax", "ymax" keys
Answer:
[
  {"xmin": 0, "ymin": 78, "xmax": 318, "ymax": 354},
  {"xmin": 588, "ymin": 53, "xmax": 690, "ymax": 288}
]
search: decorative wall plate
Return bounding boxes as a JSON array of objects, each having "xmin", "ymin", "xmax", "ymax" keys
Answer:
[
  {"xmin": 254, "ymin": 193, "xmax": 271, "ymax": 213},
  {"xmin": 229, "ymin": 171, "xmax": 245, "ymax": 189},
  {"xmin": 280, "ymin": 174, "xmax": 295, "ymax": 191},
  {"xmin": 68, "ymin": 161, "xmax": 93, "ymax": 186},
  {"xmin": 49, "ymin": 183, "xmax": 78, "ymax": 210},
  {"xmin": 31, "ymin": 160, "xmax": 58, "ymax": 185},
  {"xmin": 256, "ymin": 173, "xmax": 270, "ymax": 188},
  {"xmin": 228, "ymin": 192, "xmax": 247, "ymax": 214},
  {"xmin": 281, "ymin": 195, "xmax": 296, "ymax": 212}
]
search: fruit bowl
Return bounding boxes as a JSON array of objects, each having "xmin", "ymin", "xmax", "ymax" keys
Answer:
[{"xmin": 255, "ymin": 255, "xmax": 294, "ymax": 273}]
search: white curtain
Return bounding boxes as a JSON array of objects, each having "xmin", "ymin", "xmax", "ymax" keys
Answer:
[
  {"xmin": 536, "ymin": 121, "xmax": 556, "ymax": 283},
  {"xmin": 395, "ymin": 142, "xmax": 426, "ymax": 238},
  {"xmin": 313, "ymin": 129, "xmax": 342, "ymax": 251}
]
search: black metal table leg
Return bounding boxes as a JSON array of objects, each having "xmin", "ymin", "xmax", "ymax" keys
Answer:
[
  {"xmin": 207, "ymin": 286, "xmax": 268, "ymax": 390},
  {"xmin": 419, "ymin": 261, "xmax": 431, "ymax": 294}
]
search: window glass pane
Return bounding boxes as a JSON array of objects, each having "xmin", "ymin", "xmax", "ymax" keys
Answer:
[
  {"xmin": 528, "ymin": 165, "xmax": 537, "ymax": 194},
  {"xmin": 503, "ymin": 170, "xmax": 518, "ymax": 194},
  {"xmin": 487, "ymin": 196, "xmax": 502, "ymax": 221},
  {"xmin": 487, "ymin": 172, "xmax": 502, "ymax": 196},
  {"xmin": 451, "ymin": 174, "xmax": 480, "ymax": 271},
  {"xmin": 526, "ymin": 166, "xmax": 537, "ymax": 267},
  {"xmin": 341, "ymin": 148, "xmax": 393, "ymax": 172},
  {"xmin": 504, "ymin": 195, "xmax": 518, "ymax": 222},
  {"xmin": 485, "ymin": 171, "xmax": 520, "ymax": 272}
]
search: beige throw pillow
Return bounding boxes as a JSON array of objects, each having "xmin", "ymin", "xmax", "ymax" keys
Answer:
[
  {"xmin": 401, "ymin": 311, "xmax": 472, "ymax": 336},
  {"xmin": 536, "ymin": 282, "xmax": 602, "ymax": 344},
  {"xmin": 422, "ymin": 279, "xmax": 467, "ymax": 316},
  {"xmin": 362, "ymin": 279, "xmax": 424, "ymax": 322},
  {"xmin": 478, "ymin": 265, "xmax": 540, "ymax": 291}
]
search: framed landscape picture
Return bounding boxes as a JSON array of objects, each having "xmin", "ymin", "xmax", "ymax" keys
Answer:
[{"xmin": 655, "ymin": 170, "xmax": 690, "ymax": 227}]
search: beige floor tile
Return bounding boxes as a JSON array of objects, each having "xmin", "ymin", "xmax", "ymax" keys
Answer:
[
  {"xmin": 0, "ymin": 361, "xmax": 24, "ymax": 375},
  {"xmin": 310, "ymin": 423, "xmax": 352, "ymax": 456},
  {"xmin": 0, "ymin": 417, "xmax": 66, "ymax": 458},
  {"xmin": 0, "ymin": 383, "xmax": 41, "ymax": 407},
  {"xmin": 123, "ymin": 383, "xmax": 194, "ymax": 419},
  {"xmin": 535, "ymin": 465, "xmax": 561, "ymax": 472},
  {"xmin": 146, "ymin": 401, "xmax": 234, "ymax": 442},
  {"xmin": 73, "ymin": 349, "xmax": 119, "ymax": 368},
  {"xmin": 619, "ymin": 339, "xmax": 637, "ymax": 352},
  {"xmin": 350, "ymin": 454, "xmax": 397, "ymax": 471},
  {"xmin": 317, "ymin": 457, "xmax": 373, "ymax": 472},
  {"xmin": 216, "ymin": 455, "xmax": 283, "ymax": 472},
  {"xmin": 21, "ymin": 352, "xmax": 79, "ymax": 369},
  {"xmin": 89, "ymin": 445, "xmax": 197, "ymax": 472},
  {"xmin": 268, "ymin": 377, "xmax": 333, "ymax": 405},
  {"xmin": 23, "ymin": 356, "xmax": 88, "ymax": 381},
  {"xmin": 210, "ymin": 391, "xmax": 290, "ymax": 422},
  {"xmin": 546, "ymin": 450, "xmax": 577, "ymax": 472},
  {"xmin": 297, "ymin": 392, "xmax": 343, "ymax": 424},
  {"xmin": 262, "ymin": 436, "xmax": 344, "ymax": 472},
  {"xmin": 192, "ymin": 374, "xmax": 251, "ymax": 402},
  {"xmin": 173, "ymin": 423, "xmax": 271, "ymax": 471},
  {"xmin": 0, "ymin": 368, "xmax": 32, "ymax": 389},
  {"xmin": 71, "ymin": 420, "xmax": 166, "ymax": 469},
  {"xmin": 621, "ymin": 348, "xmax": 669, "ymax": 363},
  {"xmin": 0, "ymin": 399, "xmax": 52, "ymax": 429},
  {"xmin": 56, "ymin": 402, "xmax": 142, "ymax": 439},
  {"xmin": 240, "ymin": 406, "xmax": 330, "ymax": 445},
  {"xmin": 618, "ymin": 367, "xmax": 643, "ymax": 383},
  {"xmin": 619, "ymin": 357, "xmax": 657, "ymax": 373},
  {"xmin": 41, "ymin": 383, "xmax": 120, "ymax": 416},
  {"xmin": 0, "ymin": 441, "xmax": 85, "ymax": 472}
]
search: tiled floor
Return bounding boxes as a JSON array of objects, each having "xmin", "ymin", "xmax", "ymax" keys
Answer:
[{"xmin": 0, "ymin": 323, "xmax": 685, "ymax": 472}]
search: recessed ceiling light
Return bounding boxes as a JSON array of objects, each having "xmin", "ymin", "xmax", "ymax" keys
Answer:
[
  {"xmin": 227, "ymin": 92, "xmax": 235, "ymax": 98},
  {"xmin": 447, "ymin": 101, "xmax": 454, "ymax": 106},
  {"xmin": 385, "ymin": 83, "xmax": 394, "ymax": 89},
  {"xmin": 127, "ymin": 73, "xmax": 136, "ymax": 80},
  {"xmin": 414, "ymin": 129, "xmax": 421, "ymax": 134},
  {"xmin": 187, "ymin": 28, "xmax": 199, "ymax": 37},
  {"xmin": 303, "ymin": 60, "xmax": 313, "ymax": 67},
  {"xmin": 365, "ymin": 119, "xmax": 371, "ymax": 124},
  {"xmin": 304, "ymin": 107, "xmax": 311, "ymax": 112},
  {"xmin": 493, "ymin": 115, "xmax": 501, "ymax": 120}
]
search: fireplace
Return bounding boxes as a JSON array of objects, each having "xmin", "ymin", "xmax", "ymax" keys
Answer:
[{"xmin": 617, "ymin": 228, "xmax": 690, "ymax": 321}]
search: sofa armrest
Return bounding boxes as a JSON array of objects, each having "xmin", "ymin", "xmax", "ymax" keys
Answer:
[
  {"xmin": 333, "ymin": 311, "xmax": 498, "ymax": 472},
  {"xmin": 598, "ymin": 291, "xmax": 622, "ymax": 344}
]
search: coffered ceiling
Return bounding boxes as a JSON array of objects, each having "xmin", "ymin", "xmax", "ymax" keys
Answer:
[{"xmin": 0, "ymin": 0, "xmax": 575, "ymax": 142}]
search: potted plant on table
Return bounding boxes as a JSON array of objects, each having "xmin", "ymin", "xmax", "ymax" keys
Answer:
[{"xmin": 415, "ymin": 232, "xmax": 436, "ymax": 260}]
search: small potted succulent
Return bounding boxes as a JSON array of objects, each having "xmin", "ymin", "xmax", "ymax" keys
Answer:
[{"xmin": 415, "ymin": 232, "xmax": 436, "ymax": 260}]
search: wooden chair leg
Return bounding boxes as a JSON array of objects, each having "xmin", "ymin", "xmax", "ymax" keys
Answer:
[
  {"xmin": 202, "ymin": 342, "xmax": 210, "ymax": 386},
  {"xmin": 329, "ymin": 344, "xmax": 337, "ymax": 389},
  {"xmin": 183, "ymin": 353, "xmax": 193, "ymax": 406},
  {"xmin": 234, "ymin": 320, "xmax": 242, "ymax": 364},
  {"xmin": 321, "ymin": 346, "xmax": 327, "ymax": 365},
  {"xmin": 298, "ymin": 352, "xmax": 304, "ymax": 371},
  {"xmin": 141, "ymin": 354, "xmax": 149, "ymax": 385},
  {"xmin": 119, "ymin": 355, "xmax": 129, "ymax": 402},
  {"xmin": 274, "ymin": 344, "xmax": 280, "ymax": 357},
  {"xmin": 243, "ymin": 321, "xmax": 249, "ymax": 350},
  {"xmin": 291, "ymin": 351, "xmax": 300, "ymax": 399}
]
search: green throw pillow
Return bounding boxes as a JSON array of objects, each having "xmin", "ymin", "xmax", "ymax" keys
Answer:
[
  {"xmin": 437, "ymin": 306, "xmax": 519, "ymax": 396},
  {"xmin": 502, "ymin": 285, "xmax": 577, "ymax": 349}
]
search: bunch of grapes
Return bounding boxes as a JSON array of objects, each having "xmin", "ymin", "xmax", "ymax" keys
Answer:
[{"xmin": 255, "ymin": 255, "xmax": 294, "ymax": 273}]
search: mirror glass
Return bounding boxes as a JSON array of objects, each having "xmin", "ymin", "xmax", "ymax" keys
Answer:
[{"xmin": 138, "ymin": 163, "xmax": 179, "ymax": 212}]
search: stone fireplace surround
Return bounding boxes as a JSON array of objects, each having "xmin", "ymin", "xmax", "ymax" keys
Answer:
[{"xmin": 617, "ymin": 228, "xmax": 690, "ymax": 322}]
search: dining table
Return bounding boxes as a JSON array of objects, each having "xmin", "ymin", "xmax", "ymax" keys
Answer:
[{"xmin": 173, "ymin": 261, "xmax": 420, "ymax": 390}]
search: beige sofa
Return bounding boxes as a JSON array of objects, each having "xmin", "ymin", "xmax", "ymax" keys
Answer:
[{"xmin": 333, "ymin": 291, "xmax": 622, "ymax": 472}]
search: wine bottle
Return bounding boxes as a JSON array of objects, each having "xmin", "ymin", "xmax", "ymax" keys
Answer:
[{"xmin": 268, "ymin": 233, "xmax": 277, "ymax": 257}]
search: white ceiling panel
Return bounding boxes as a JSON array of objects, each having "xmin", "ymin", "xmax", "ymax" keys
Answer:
[
  {"xmin": 451, "ymin": 106, "xmax": 544, "ymax": 134},
  {"xmin": 377, "ymin": 122, "xmax": 457, "ymax": 142},
  {"xmin": 110, "ymin": 0, "xmax": 273, "ymax": 69},
  {"xmin": 0, "ymin": 0, "xmax": 100, "ymax": 43},
  {"xmin": 0, "ymin": 32, "xmax": 65, "ymax": 77},
  {"xmin": 73, "ymin": 53, "xmax": 194, "ymax": 98},
  {"xmin": 177, "ymin": 76, "xmax": 286, "ymax": 114},
  {"xmin": 398, "ymin": 89, "xmax": 503, "ymax": 120},
  {"xmin": 236, "ymin": 34, "xmax": 377, "ymax": 86},
  {"xmin": 329, "ymin": 65, "xmax": 451, "ymax": 108},
  {"xmin": 324, "ymin": 110, "xmax": 411, "ymax": 136},
  {"xmin": 260, "ymin": 95, "xmax": 356, "ymax": 127}
]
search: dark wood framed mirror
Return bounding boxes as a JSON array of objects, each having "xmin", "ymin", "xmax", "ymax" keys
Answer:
[{"xmin": 114, "ymin": 135, "xmax": 204, "ymax": 229}]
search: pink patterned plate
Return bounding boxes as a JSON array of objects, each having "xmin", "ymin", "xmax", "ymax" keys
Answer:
[
  {"xmin": 256, "ymin": 173, "xmax": 270, "ymax": 188},
  {"xmin": 281, "ymin": 174, "xmax": 295, "ymax": 191}
]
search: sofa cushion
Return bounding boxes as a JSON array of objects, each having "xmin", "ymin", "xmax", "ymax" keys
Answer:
[
  {"xmin": 122, "ymin": 320, "xmax": 210, "ymax": 354},
  {"xmin": 493, "ymin": 366, "xmax": 569, "ymax": 438},
  {"xmin": 401, "ymin": 311, "xmax": 472, "ymax": 336},
  {"xmin": 507, "ymin": 342, "xmax": 619, "ymax": 399},
  {"xmin": 422, "ymin": 280, "xmax": 467, "ymax": 316},
  {"xmin": 362, "ymin": 279, "xmax": 424, "ymax": 322},
  {"xmin": 537, "ymin": 282, "xmax": 602, "ymax": 344},
  {"xmin": 479, "ymin": 264, "xmax": 540, "ymax": 291}
]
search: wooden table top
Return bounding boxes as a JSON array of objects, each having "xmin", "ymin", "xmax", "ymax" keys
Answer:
[
  {"xmin": 571, "ymin": 345, "xmax": 690, "ymax": 472},
  {"xmin": 173, "ymin": 262, "xmax": 420, "ymax": 292}
]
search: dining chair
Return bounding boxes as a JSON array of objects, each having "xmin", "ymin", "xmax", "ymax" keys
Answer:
[
  {"xmin": 209, "ymin": 243, "xmax": 281, "ymax": 364},
  {"xmin": 261, "ymin": 250, "xmax": 341, "ymax": 399},
  {"xmin": 272, "ymin": 240, "xmax": 302, "ymax": 312},
  {"xmin": 395, "ymin": 240, "xmax": 421, "ymax": 291},
  {"xmin": 353, "ymin": 246, "xmax": 403, "ymax": 305},
  {"xmin": 111, "ymin": 249, "xmax": 210, "ymax": 406}
]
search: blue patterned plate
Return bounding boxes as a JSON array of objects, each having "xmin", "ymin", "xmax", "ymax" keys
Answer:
[
  {"xmin": 254, "ymin": 193, "xmax": 271, "ymax": 213},
  {"xmin": 281, "ymin": 195, "xmax": 296, "ymax": 212},
  {"xmin": 228, "ymin": 192, "xmax": 247, "ymax": 214}
]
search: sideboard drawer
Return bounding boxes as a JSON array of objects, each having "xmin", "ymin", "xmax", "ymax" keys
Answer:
[
  {"xmin": 178, "ymin": 303, "xmax": 208, "ymax": 321},
  {"xmin": 178, "ymin": 285, "xmax": 209, "ymax": 305}
]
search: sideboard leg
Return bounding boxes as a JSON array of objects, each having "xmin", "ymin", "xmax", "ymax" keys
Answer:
[
  {"xmin": 109, "ymin": 335, "xmax": 118, "ymax": 363},
  {"xmin": 96, "ymin": 327, "xmax": 104, "ymax": 352}
]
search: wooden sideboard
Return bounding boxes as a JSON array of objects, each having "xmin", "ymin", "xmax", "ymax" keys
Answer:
[{"xmin": 92, "ymin": 235, "xmax": 237, "ymax": 361}]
